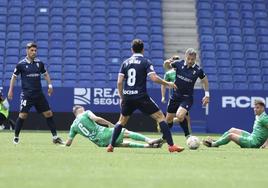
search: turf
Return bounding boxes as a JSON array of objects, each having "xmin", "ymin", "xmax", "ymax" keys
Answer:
[{"xmin": 0, "ymin": 131, "xmax": 268, "ymax": 188}]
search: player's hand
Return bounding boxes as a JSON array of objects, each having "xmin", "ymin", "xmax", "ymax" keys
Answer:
[
  {"xmin": 48, "ymin": 87, "xmax": 53, "ymax": 96},
  {"xmin": 167, "ymin": 82, "xmax": 177, "ymax": 90},
  {"xmin": 8, "ymin": 90, "xmax": 13, "ymax": 100},
  {"xmin": 202, "ymin": 96, "xmax": 209, "ymax": 106},
  {"xmin": 161, "ymin": 97, "xmax": 166, "ymax": 103}
]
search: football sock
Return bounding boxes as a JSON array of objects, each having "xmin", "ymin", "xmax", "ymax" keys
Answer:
[
  {"xmin": 15, "ymin": 117, "xmax": 24, "ymax": 137},
  {"xmin": 179, "ymin": 118, "xmax": 190, "ymax": 137},
  {"xmin": 128, "ymin": 131, "xmax": 148, "ymax": 142},
  {"xmin": 159, "ymin": 121, "xmax": 174, "ymax": 146},
  {"xmin": 110, "ymin": 124, "xmax": 123, "ymax": 146},
  {"xmin": 46, "ymin": 117, "xmax": 57, "ymax": 137},
  {"xmin": 128, "ymin": 142, "xmax": 146, "ymax": 148},
  {"xmin": 213, "ymin": 131, "xmax": 230, "ymax": 147}
]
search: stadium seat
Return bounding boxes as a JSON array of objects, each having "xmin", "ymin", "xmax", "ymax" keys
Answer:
[{"xmin": 220, "ymin": 82, "xmax": 233, "ymax": 89}]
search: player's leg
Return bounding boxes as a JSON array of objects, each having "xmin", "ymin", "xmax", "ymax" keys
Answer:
[
  {"xmin": 13, "ymin": 96, "xmax": 31, "ymax": 144},
  {"xmin": 36, "ymin": 94, "xmax": 63, "ymax": 144},
  {"xmin": 108, "ymin": 99, "xmax": 135, "ymax": 151},
  {"xmin": 123, "ymin": 129, "xmax": 163, "ymax": 144},
  {"xmin": 166, "ymin": 98, "xmax": 180, "ymax": 129},
  {"xmin": 119, "ymin": 141, "xmax": 162, "ymax": 148},
  {"xmin": 176, "ymin": 98, "xmax": 193, "ymax": 138},
  {"xmin": 139, "ymin": 96, "xmax": 183, "ymax": 152}
]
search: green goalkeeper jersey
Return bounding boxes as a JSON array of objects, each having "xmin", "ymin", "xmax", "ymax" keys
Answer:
[
  {"xmin": 251, "ymin": 112, "xmax": 268, "ymax": 145},
  {"xmin": 164, "ymin": 69, "xmax": 176, "ymax": 97},
  {"xmin": 68, "ymin": 110, "xmax": 124, "ymax": 147}
]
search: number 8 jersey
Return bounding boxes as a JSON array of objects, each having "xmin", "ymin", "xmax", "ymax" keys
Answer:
[{"xmin": 119, "ymin": 53, "xmax": 155, "ymax": 100}]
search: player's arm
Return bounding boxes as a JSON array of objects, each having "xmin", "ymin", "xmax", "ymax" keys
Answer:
[
  {"xmin": 163, "ymin": 59, "xmax": 173, "ymax": 70},
  {"xmin": 200, "ymin": 76, "xmax": 210, "ymax": 106},
  {"xmin": 149, "ymin": 73, "xmax": 177, "ymax": 90},
  {"xmin": 88, "ymin": 111, "xmax": 114, "ymax": 128},
  {"xmin": 8, "ymin": 74, "xmax": 17, "ymax": 100},
  {"xmin": 65, "ymin": 138, "xmax": 73, "ymax": 147},
  {"xmin": 117, "ymin": 74, "xmax": 124, "ymax": 99},
  {"xmin": 161, "ymin": 84, "xmax": 167, "ymax": 103},
  {"xmin": 43, "ymin": 71, "xmax": 53, "ymax": 96}
]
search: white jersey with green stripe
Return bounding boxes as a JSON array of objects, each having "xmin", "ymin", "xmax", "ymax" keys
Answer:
[{"xmin": 251, "ymin": 111, "xmax": 268, "ymax": 145}]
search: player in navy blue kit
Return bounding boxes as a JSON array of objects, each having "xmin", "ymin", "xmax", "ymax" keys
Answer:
[
  {"xmin": 163, "ymin": 48, "xmax": 210, "ymax": 138},
  {"xmin": 8, "ymin": 42, "xmax": 64, "ymax": 145},
  {"xmin": 107, "ymin": 39, "xmax": 184, "ymax": 153}
]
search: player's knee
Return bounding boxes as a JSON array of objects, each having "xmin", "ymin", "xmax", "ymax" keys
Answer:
[
  {"xmin": 43, "ymin": 111, "xmax": 53, "ymax": 118},
  {"xmin": 229, "ymin": 133, "xmax": 235, "ymax": 139},
  {"xmin": 176, "ymin": 115, "xmax": 185, "ymax": 122},
  {"xmin": 19, "ymin": 113, "xmax": 28, "ymax": 119},
  {"xmin": 229, "ymin": 128, "xmax": 236, "ymax": 133}
]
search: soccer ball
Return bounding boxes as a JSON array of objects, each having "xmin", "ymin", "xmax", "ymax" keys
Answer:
[{"xmin": 186, "ymin": 136, "xmax": 200, "ymax": 150}]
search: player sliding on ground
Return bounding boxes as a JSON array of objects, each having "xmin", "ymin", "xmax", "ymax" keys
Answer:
[
  {"xmin": 203, "ymin": 100, "xmax": 268, "ymax": 149},
  {"xmin": 65, "ymin": 105, "xmax": 163, "ymax": 148}
]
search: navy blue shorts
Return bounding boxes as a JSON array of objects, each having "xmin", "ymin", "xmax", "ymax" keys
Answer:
[
  {"xmin": 121, "ymin": 95, "xmax": 160, "ymax": 116},
  {"xmin": 167, "ymin": 96, "xmax": 193, "ymax": 113},
  {"xmin": 20, "ymin": 93, "xmax": 50, "ymax": 113}
]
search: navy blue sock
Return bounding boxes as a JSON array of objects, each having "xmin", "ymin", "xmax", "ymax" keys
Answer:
[
  {"xmin": 180, "ymin": 118, "xmax": 190, "ymax": 137},
  {"xmin": 46, "ymin": 117, "xmax": 57, "ymax": 137},
  {"xmin": 15, "ymin": 117, "xmax": 24, "ymax": 137},
  {"xmin": 159, "ymin": 121, "xmax": 174, "ymax": 146},
  {"xmin": 110, "ymin": 124, "xmax": 123, "ymax": 146}
]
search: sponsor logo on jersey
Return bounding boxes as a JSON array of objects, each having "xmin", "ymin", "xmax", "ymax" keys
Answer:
[
  {"xmin": 123, "ymin": 89, "xmax": 138, "ymax": 95},
  {"xmin": 26, "ymin": 73, "xmax": 39, "ymax": 77},
  {"xmin": 177, "ymin": 75, "xmax": 193, "ymax": 83},
  {"xmin": 222, "ymin": 96, "xmax": 268, "ymax": 108}
]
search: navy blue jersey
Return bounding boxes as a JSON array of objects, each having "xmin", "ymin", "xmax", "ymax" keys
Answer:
[
  {"xmin": 13, "ymin": 57, "xmax": 47, "ymax": 97},
  {"xmin": 119, "ymin": 54, "xmax": 155, "ymax": 100},
  {"xmin": 171, "ymin": 60, "xmax": 206, "ymax": 98}
]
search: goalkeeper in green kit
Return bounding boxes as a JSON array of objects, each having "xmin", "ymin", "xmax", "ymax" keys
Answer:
[
  {"xmin": 65, "ymin": 105, "xmax": 163, "ymax": 148},
  {"xmin": 203, "ymin": 100, "xmax": 268, "ymax": 149}
]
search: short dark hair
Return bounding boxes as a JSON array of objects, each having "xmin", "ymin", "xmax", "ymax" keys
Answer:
[
  {"xmin": 254, "ymin": 100, "xmax": 265, "ymax": 107},
  {"xmin": 131, "ymin": 39, "xmax": 144, "ymax": 53},
  {"xmin": 26, "ymin": 42, "xmax": 37, "ymax": 49}
]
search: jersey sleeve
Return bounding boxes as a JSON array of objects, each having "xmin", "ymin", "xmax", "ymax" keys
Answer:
[
  {"xmin": 119, "ymin": 63, "xmax": 126, "ymax": 77},
  {"xmin": 260, "ymin": 116, "xmax": 268, "ymax": 127},
  {"xmin": 171, "ymin": 60, "xmax": 180, "ymax": 69},
  {"xmin": 198, "ymin": 68, "xmax": 206, "ymax": 79},
  {"xmin": 13, "ymin": 64, "xmax": 21, "ymax": 77},
  {"xmin": 86, "ymin": 110, "xmax": 95, "ymax": 120},
  {"xmin": 39, "ymin": 62, "xmax": 47, "ymax": 74},
  {"xmin": 68, "ymin": 126, "xmax": 77, "ymax": 140},
  {"xmin": 145, "ymin": 59, "xmax": 155, "ymax": 75}
]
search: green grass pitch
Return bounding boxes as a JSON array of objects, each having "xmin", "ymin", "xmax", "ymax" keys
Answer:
[{"xmin": 1, "ymin": 131, "xmax": 268, "ymax": 188}]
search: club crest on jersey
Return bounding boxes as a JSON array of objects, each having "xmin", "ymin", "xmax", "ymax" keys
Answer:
[
  {"xmin": 26, "ymin": 65, "xmax": 28, "ymax": 68},
  {"xmin": 150, "ymin": 65, "xmax": 154, "ymax": 71},
  {"xmin": 36, "ymin": 63, "xmax": 39, "ymax": 68},
  {"xmin": 193, "ymin": 70, "xmax": 196, "ymax": 75}
]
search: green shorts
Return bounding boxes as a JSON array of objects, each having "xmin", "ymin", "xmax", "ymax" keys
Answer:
[
  {"xmin": 94, "ymin": 128, "xmax": 126, "ymax": 147},
  {"xmin": 239, "ymin": 131, "xmax": 261, "ymax": 148}
]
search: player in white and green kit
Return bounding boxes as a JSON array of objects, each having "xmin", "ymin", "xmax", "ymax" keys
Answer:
[
  {"xmin": 203, "ymin": 100, "xmax": 268, "ymax": 148},
  {"xmin": 65, "ymin": 105, "xmax": 163, "ymax": 148}
]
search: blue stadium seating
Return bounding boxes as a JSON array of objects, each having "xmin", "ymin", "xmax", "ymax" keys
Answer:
[
  {"xmin": 197, "ymin": 0, "xmax": 268, "ymax": 90},
  {"xmin": 0, "ymin": 0, "xmax": 164, "ymax": 88}
]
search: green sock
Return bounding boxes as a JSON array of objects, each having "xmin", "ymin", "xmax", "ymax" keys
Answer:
[
  {"xmin": 128, "ymin": 131, "xmax": 148, "ymax": 142},
  {"xmin": 128, "ymin": 142, "xmax": 146, "ymax": 148},
  {"xmin": 213, "ymin": 131, "xmax": 230, "ymax": 147}
]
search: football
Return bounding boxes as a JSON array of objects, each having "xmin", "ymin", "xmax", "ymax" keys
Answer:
[{"xmin": 186, "ymin": 136, "xmax": 200, "ymax": 150}]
